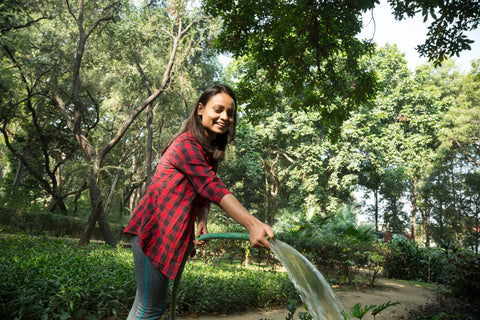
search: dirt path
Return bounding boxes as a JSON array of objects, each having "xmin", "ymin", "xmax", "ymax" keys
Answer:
[{"xmin": 176, "ymin": 278, "xmax": 437, "ymax": 320}]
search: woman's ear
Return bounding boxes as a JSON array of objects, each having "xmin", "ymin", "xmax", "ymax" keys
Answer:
[{"xmin": 197, "ymin": 103, "xmax": 204, "ymax": 116}]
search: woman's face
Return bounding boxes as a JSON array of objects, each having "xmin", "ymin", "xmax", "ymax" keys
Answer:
[{"xmin": 197, "ymin": 92, "xmax": 235, "ymax": 141}]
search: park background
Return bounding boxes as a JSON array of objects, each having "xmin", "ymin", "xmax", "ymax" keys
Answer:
[{"xmin": 1, "ymin": 0, "xmax": 479, "ymax": 319}]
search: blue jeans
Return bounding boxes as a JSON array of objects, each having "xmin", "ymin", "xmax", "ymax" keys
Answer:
[{"xmin": 127, "ymin": 236, "xmax": 169, "ymax": 320}]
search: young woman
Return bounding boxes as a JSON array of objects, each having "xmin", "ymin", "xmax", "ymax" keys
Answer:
[{"xmin": 124, "ymin": 84, "xmax": 274, "ymax": 320}]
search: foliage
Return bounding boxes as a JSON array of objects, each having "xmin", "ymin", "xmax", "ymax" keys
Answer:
[
  {"xmin": 285, "ymin": 298, "xmax": 400, "ymax": 320},
  {"xmin": 0, "ymin": 206, "xmax": 128, "ymax": 241},
  {"xmin": 277, "ymin": 205, "xmax": 378, "ymax": 284},
  {"xmin": 0, "ymin": 0, "xmax": 222, "ymax": 245},
  {"xmin": 363, "ymin": 245, "xmax": 387, "ymax": 287},
  {"xmin": 384, "ymin": 238, "xmax": 433, "ymax": 281},
  {"xmin": 388, "ymin": 0, "xmax": 480, "ymax": 65},
  {"xmin": 203, "ymin": 0, "xmax": 378, "ymax": 129},
  {"xmin": 0, "ymin": 234, "xmax": 296, "ymax": 319},
  {"xmin": 0, "ymin": 234, "xmax": 134, "ymax": 320},
  {"xmin": 383, "ymin": 237, "xmax": 480, "ymax": 302},
  {"xmin": 177, "ymin": 261, "xmax": 297, "ymax": 314},
  {"xmin": 408, "ymin": 296, "xmax": 480, "ymax": 320},
  {"xmin": 440, "ymin": 246, "xmax": 480, "ymax": 300}
]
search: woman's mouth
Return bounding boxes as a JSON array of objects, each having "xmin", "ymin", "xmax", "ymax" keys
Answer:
[{"xmin": 215, "ymin": 122, "xmax": 228, "ymax": 130}]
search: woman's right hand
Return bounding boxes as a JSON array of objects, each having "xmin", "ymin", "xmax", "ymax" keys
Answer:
[
  {"xmin": 219, "ymin": 193, "xmax": 275, "ymax": 249},
  {"xmin": 248, "ymin": 220, "xmax": 274, "ymax": 249}
]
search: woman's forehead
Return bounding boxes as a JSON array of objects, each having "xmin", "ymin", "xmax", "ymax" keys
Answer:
[{"xmin": 207, "ymin": 93, "xmax": 235, "ymax": 108}]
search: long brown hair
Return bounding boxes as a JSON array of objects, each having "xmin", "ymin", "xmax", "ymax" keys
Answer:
[{"xmin": 163, "ymin": 85, "xmax": 237, "ymax": 166}]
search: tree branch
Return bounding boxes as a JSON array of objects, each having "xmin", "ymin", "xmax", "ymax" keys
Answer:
[{"xmin": 1, "ymin": 16, "xmax": 49, "ymax": 34}]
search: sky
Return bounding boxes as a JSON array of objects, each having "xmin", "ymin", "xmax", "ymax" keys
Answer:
[{"xmin": 358, "ymin": 0, "xmax": 480, "ymax": 72}]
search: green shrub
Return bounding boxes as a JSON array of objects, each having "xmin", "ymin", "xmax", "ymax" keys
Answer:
[
  {"xmin": 0, "ymin": 234, "xmax": 135, "ymax": 320},
  {"xmin": 0, "ymin": 209, "xmax": 129, "ymax": 242},
  {"xmin": 0, "ymin": 234, "xmax": 297, "ymax": 319},
  {"xmin": 177, "ymin": 261, "xmax": 297, "ymax": 314},
  {"xmin": 383, "ymin": 238, "xmax": 447, "ymax": 284},
  {"xmin": 440, "ymin": 249, "xmax": 480, "ymax": 300},
  {"xmin": 384, "ymin": 238, "xmax": 429, "ymax": 281},
  {"xmin": 276, "ymin": 206, "xmax": 378, "ymax": 285}
]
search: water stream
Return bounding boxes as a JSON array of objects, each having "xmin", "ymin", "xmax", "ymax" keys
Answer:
[{"xmin": 270, "ymin": 239, "xmax": 345, "ymax": 320}]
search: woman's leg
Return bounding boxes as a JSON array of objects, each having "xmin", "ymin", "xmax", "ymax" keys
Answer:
[{"xmin": 127, "ymin": 236, "xmax": 169, "ymax": 320}]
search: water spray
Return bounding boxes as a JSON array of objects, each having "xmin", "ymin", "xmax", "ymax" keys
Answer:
[{"xmin": 170, "ymin": 233, "xmax": 344, "ymax": 320}]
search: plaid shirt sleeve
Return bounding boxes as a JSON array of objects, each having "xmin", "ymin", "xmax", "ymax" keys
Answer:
[
  {"xmin": 124, "ymin": 132, "xmax": 230, "ymax": 279},
  {"xmin": 172, "ymin": 137, "xmax": 229, "ymax": 205}
]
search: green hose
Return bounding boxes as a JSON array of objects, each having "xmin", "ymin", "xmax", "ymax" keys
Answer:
[
  {"xmin": 170, "ymin": 233, "xmax": 250, "ymax": 320},
  {"xmin": 196, "ymin": 232, "xmax": 250, "ymax": 241}
]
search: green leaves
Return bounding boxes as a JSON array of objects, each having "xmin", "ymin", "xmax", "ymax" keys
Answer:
[
  {"xmin": 0, "ymin": 234, "xmax": 135, "ymax": 319},
  {"xmin": 350, "ymin": 303, "xmax": 376, "ymax": 319},
  {"xmin": 0, "ymin": 234, "xmax": 297, "ymax": 319},
  {"xmin": 388, "ymin": 0, "xmax": 480, "ymax": 65},
  {"xmin": 204, "ymin": 0, "xmax": 378, "ymax": 124}
]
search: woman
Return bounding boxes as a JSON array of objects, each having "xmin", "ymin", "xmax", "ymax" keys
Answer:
[{"xmin": 124, "ymin": 84, "xmax": 274, "ymax": 320}]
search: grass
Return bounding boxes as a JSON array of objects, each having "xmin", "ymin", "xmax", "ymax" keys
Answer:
[
  {"xmin": 388, "ymin": 278, "xmax": 441, "ymax": 291},
  {"xmin": 0, "ymin": 233, "xmax": 297, "ymax": 320}
]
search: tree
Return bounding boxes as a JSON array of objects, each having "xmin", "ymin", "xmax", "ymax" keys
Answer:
[
  {"xmin": 1, "ymin": 0, "xmax": 221, "ymax": 245},
  {"xmin": 343, "ymin": 45, "xmax": 446, "ymax": 239},
  {"xmin": 388, "ymin": 0, "xmax": 480, "ymax": 65},
  {"xmin": 437, "ymin": 60, "xmax": 480, "ymax": 167},
  {"xmin": 1, "ymin": 0, "xmax": 84, "ymax": 213},
  {"xmin": 220, "ymin": 93, "xmax": 356, "ymax": 226},
  {"xmin": 203, "ymin": 0, "xmax": 378, "ymax": 130},
  {"xmin": 54, "ymin": 0, "xmax": 217, "ymax": 246}
]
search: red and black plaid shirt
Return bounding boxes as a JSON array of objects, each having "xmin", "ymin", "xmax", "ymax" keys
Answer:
[{"xmin": 124, "ymin": 131, "xmax": 230, "ymax": 279}]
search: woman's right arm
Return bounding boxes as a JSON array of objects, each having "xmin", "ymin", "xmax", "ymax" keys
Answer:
[{"xmin": 219, "ymin": 193, "xmax": 274, "ymax": 249}]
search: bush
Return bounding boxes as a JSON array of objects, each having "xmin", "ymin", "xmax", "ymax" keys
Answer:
[
  {"xmin": 384, "ymin": 238, "xmax": 428, "ymax": 281},
  {"xmin": 383, "ymin": 238, "xmax": 480, "ymax": 300},
  {"xmin": 0, "ymin": 208, "xmax": 129, "ymax": 242},
  {"xmin": 177, "ymin": 261, "xmax": 297, "ymax": 314},
  {"xmin": 0, "ymin": 234, "xmax": 135, "ymax": 320},
  {"xmin": 0, "ymin": 234, "xmax": 297, "ymax": 319},
  {"xmin": 440, "ymin": 249, "xmax": 480, "ymax": 300},
  {"xmin": 273, "ymin": 206, "xmax": 380, "ymax": 285}
]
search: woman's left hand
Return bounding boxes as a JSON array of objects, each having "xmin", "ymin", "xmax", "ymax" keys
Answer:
[{"xmin": 194, "ymin": 208, "xmax": 209, "ymax": 246}]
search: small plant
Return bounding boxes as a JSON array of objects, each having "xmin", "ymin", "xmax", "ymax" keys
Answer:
[
  {"xmin": 364, "ymin": 245, "xmax": 387, "ymax": 286},
  {"xmin": 371, "ymin": 301, "xmax": 400, "ymax": 319},
  {"xmin": 285, "ymin": 299, "xmax": 299, "ymax": 320},
  {"xmin": 285, "ymin": 300, "xmax": 400, "ymax": 320},
  {"xmin": 349, "ymin": 303, "xmax": 376, "ymax": 319},
  {"xmin": 298, "ymin": 303, "xmax": 314, "ymax": 320}
]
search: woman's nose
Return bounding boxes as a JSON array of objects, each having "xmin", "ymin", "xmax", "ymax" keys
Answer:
[{"xmin": 220, "ymin": 111, "xmax": 229, "ymax": 120}]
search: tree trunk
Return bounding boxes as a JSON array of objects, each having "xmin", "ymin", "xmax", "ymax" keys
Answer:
[
  {"xmin": 410, "ymin": 179, "xmax": 418, "ymax": 242},
  {"xmin": 373, "ymin": 189, "xmax": 379, "ymax": 231},
  {"xmin": 78, "ymin": 167, "xmax": 117, "ymax": 246},
  {"xmin": 421, "ymin": 207, "xmax": 430, "ymax": 247},
  {"xmin": 135, "ymin": 62, "xmax": 154, "ymax": 188},
  {"xmin": 264, "ymin": 169, "xmax": 269, "ymax": 224},
  {"xmin": 13, "ymin": 159, "xmax": 25, "ymax": 186},
  {"xmin": 392, "ymin": 196, "xmax": 399, "ymax": 233},
  {"xmin": 104, "ymin": 170, "xmax": 121, "ymax": 217},
  {"xmin": 146, "ymin": 102, "xmax": 153, "ymax": 187}
]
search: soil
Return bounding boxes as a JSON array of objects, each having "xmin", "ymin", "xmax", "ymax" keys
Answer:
[{"xmin": 176, "ymin": 277, "xmax": 438, "ymax": 320}]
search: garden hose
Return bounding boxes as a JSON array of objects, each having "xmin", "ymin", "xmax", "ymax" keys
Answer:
[
  {"xmin": 170, "ymin": 233, "xmax": 250, "ymax": 320},
  {"xmin": 196, "ymin": 232, "xmax": 251, "ymax": 242}
]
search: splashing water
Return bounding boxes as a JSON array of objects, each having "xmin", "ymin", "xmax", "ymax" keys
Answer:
[{"xmin": 270, "ymin": 240, "xmax": 345, "ymax": 320}]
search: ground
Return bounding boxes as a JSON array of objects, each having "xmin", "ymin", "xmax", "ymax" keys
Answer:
[{"xmin": 176, "ymin": 277, "xmax": 438, "ymax": 320}]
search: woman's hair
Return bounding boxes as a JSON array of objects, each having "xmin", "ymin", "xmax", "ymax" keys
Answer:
[{"xmin": 163, "ymin": 84, "xmax": 237, "ymax": 166}]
